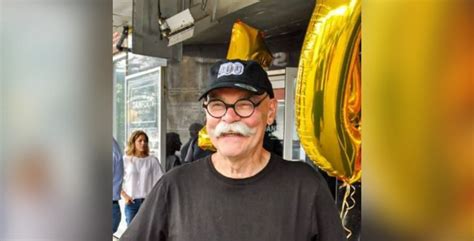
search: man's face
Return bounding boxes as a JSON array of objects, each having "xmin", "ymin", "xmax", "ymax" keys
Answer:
[{"xmin": 204, "ymin": 88, "xmax": 277, "ymax": 159}]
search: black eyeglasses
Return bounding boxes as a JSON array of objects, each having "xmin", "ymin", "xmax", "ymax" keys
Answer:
[{"xmin": 203, "ymin": 94, "xmax": 268, "ymax": 118}]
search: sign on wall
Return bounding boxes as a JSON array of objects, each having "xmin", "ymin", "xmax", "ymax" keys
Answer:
[{"xmin": 126, "ymin": 67, "xmax": 161, "ymax": 154}]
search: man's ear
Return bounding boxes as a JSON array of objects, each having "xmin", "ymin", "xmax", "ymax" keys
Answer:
[{"xmin": 266, "ymin": 98, "xmax": 278, "ymax": 125}]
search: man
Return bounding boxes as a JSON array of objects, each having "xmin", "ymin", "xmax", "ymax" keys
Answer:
[
  {"xmin": 180, "ymin": 122, "xmax": 213, "ymax": 163},
  {"xmin": 180, "ymin": 122, "xmax": 202, "ymax": 162},
  {"xmin": 112, "ymin": 138, "xmax": 124, "ymax": 235},
  {"xmin": 120, "ymin": 60, "xmax": 346, "ymax": 241}
]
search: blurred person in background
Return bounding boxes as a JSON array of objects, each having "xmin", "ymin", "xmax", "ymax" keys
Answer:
[
  {"xmin": 181, "ymin": 122, "xmax": 213, "ymax": 163},
  {"xmin": 165, "ymin": 132, "xmax": 182, "ymax": 172},
  {"xmin": 121, "ymin": 130, "xmax": 164, "ymax": 225},
  {"xmin": 112, "ymin": 138, "xmax": 123, "ymax": 234},
  {"xmin": 180, "ymin": 122, "xmax": 202, "ymax": 161}
]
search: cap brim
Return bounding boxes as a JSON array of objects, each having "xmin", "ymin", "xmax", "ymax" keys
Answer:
[{"xmin": 198, "ymin": 82, "xmax": 264, "ymax": 100}]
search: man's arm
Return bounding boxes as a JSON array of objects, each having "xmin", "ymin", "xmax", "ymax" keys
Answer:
[
  {"xmin": 312, "ymin": 174, "xmax": 347, "ymax": 241},
  {"xmin": 112, "ymin": 139, "xmax": 124, "ymax": 200}
]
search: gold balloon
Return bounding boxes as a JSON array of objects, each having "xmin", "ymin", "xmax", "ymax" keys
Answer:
[
  {"xmin": 296, "ymin": 0, "xmax": 361, "ymax": 184},
  {"xmin": 226, "ymin": 20, "xmax": 273, "ymax": 67},
  {"xmin": 197, "ymin": 126, "xmax": 216, "ymax": 152}
]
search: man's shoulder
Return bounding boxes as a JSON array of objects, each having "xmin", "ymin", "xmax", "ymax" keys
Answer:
[
  {"xmin": 270, "ymin": 155, "xmax": 325, "ymax": 186},
  {"xmin": 161, "ymin": 156, "xmax": 208, "ymax": 181},
  {"xmin": 271, "ymin": 154, "xmax": 313, "ymax": 171}
]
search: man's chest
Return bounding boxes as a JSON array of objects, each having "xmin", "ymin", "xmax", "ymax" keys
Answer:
[{"xmin": 166, "ymin": 184, "xmax": 314, "ymax": 241}]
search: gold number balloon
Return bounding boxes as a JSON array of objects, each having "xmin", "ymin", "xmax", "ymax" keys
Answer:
[
  {"xmin": 296, "ymin": 0, "xmax": 361, "ymax": 184},
  {"xmin": 226, "ymin": 20, "xmax": 273, "ymax": 67}
]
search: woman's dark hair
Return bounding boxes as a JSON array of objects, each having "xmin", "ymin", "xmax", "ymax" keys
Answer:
[{"xmin": 166, "ymin": 132, "xmax": 181, "ymax": 156}]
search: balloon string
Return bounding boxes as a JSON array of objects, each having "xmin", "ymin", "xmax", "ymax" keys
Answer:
[{"xmin": 339, "ymin": 183, "xmax": 356, "ymax": 239}]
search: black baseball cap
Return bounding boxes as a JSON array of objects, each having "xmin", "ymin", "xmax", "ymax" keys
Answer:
[{"xmin": 198, "ymin": 59, "xmax": 274, "ymax": 100}]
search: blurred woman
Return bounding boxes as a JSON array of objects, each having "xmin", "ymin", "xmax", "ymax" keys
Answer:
[
  {"xmin": 165, "ymin": 132, "xmax": 182, "ymax": 172},
  {"xmin": 121, "ymin": 130, "xmax": 164, "ymax": 225}
]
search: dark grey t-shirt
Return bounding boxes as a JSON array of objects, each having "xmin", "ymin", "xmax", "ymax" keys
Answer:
[{"xmin": 120, "ymin": 154, "xmax": 346, "ymax": 241}]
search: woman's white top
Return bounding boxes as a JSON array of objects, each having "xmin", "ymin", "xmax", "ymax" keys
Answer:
[{"xmin": 123, "ymin": 155, "xmax": 164, "ymax": 199}]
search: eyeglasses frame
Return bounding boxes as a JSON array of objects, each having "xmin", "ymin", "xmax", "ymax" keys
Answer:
[{"xmin": 202, "ymin": 94, "xmax": 269, "ymax": 118}]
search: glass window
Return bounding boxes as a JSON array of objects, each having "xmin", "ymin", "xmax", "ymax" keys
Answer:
[
  {"xmin": 126, "ymin": 68, "xmax": 161, "ymax": 155},
  {"xmin": 113, "ymin": 55, "xmax": 126, "ymax": 150}
]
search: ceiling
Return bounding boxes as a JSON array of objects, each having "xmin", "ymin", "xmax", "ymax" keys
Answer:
[
  {"xmin": 113, "ymin": 0, "xmax": 133, "ymax": 33},
  {"xmin": 113, "ymin": 0, "xmax": 316, "ymax": 45}
]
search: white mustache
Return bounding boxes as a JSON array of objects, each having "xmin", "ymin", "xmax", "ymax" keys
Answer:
[{"xmin": 211, "ymin": 122, "xmax": 256, "ymax": 138}]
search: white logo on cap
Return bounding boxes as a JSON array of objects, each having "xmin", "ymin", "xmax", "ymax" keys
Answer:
[{"xmin": 217, "ymin": 62, "xmax": 244, "ymax": 78}]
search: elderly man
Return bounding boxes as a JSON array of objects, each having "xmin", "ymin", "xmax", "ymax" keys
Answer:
[{"xmin": 120, "ymin": 60, "xmax": 346, "ymax": 241}]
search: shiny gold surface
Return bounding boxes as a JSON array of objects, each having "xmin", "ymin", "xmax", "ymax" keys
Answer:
[
  {"xmin": 197, "ymin": 126, "xmax": 216, "ymax": 152},
  {"xmin": 226, "ymin": 20, "xmax": 273, "ymax": 67},
  {"xmin": 296, "ymin": 0, "xmax": 361, "ymax": 184}
]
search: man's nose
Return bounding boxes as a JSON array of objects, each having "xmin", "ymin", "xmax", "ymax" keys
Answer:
[{"xmin": 221, "ymin": 106, "xmax": 241, "ymax": 122}]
